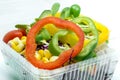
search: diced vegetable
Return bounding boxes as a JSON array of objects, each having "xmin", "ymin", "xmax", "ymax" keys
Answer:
[{"xmin": 8, "ymin": 37, "xmax": 25, "ymax": 53}]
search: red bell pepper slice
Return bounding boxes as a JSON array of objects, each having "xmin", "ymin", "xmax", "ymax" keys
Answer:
[
  {"xmin": 3, "ymin": 29, "xmax": 26, "ymax": 43},
  {"xmin": 26, "ymin": 17, "xmax": 84, "ymax": 70}
]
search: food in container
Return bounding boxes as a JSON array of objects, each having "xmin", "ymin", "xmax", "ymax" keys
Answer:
[{"xmin": 1, "ymin": 3, "xmax": 118, "ymax": 80}]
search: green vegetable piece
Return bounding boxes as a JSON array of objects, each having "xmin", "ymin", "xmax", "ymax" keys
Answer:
[
  {"xmin": 70, "ymin": 4, "xmax": 81, "ymax": 17},
  {"xmin": 35, "ymin": 18, "xmax": 40, "ymax": 22},
  {"xmin": 15, "ymin": 24, "xmax": 29, "ymax": 29},
  {"xmin": 39, "ymin": 10, "xmax": 51, "ymax": 19},
  {"xmin": 60, "ymin": 7, "xmax": 71, "ymax": 19},
  {"xmin": 75, "ymin": 39, "xmax": 97, "ymax": 61},
  {"xmin": 80, "ymin": 24, "xmax": 91, "ymax": 33},
  {"xmin": 83, "ymin": 51, "xmax": 96, "ymax": 60},
  {"xmin": 72, "ymin": 16, "xmax": 98, "ymax": 61},
  {"xmin": 48, "ymin": 30, "xmax": 68, "ymax": 56},
  {"xmin": 36, "ymin": 28, "xmax": 51, "ymax": 43},
  {"xmin": 51, "ymin": 2, "xmax": 60, "ymax": 16},
  {"xmin": 15, "ymin": 24, "xmax": 31, "ymax": 33}
]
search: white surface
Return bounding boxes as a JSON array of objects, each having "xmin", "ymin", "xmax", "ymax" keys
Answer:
[{"xmin": 0, "ymin": 0, "xmax": 120, "ymax": 80}]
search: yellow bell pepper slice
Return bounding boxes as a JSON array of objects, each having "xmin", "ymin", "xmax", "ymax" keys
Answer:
[{"xmin": 94, "ymin": 21, "xmax": 109, "ymax": 45}]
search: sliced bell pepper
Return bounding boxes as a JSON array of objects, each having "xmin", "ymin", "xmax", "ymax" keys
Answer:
[
  {"xmin": 3, "ymin": 29, "xmax": 26, "ymax": 43},
  {"xmin": 83, "ymin": 51, "xmax": 96, "ymax": 60},
  {"xmin": 35, "ymin": 28, "xmax": 51, "ymax": 43},
  {"xmin": 25, "ymin": 17, "xmax": 84, "ymax": 70},
  {"xmin": 72, "ymin": 16, "xmax": 98, "ymax": 61},
  {"xmin": 44, "ymin": 24, "xmax": 60, "ymax": 36},
  {"xmin": 48, "ymin": 30, "xmax": 69, "ymax": 56},
  {"xmin": 94, "ymin": 21, "xmax": 109, "ymax": 45}
]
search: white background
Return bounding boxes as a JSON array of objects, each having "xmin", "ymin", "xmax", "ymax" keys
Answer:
[{"xmin": 0, "ymin": 0, "xmax": 120, "ymax": 80}]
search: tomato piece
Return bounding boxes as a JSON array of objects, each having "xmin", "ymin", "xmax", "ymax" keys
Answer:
[{"xmin": 3, "ymin": 29, "xmax": 26, "ymax": 43}]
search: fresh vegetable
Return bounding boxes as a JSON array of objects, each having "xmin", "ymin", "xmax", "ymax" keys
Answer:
[
  {"xmin": 3, "ymin": 3, "xmax": 110, "ymax": 70},
  {"xmin": 60, "ymin": 7, "xmax": 71, "ymax": 19},
  {"xmin": 35, "ymin": 49, "xmax": 54, "ymax": 63},
  {"xmin": 70, "ymin": 4, "xmax": 81, "ymax": 17},
  {"xmin": 83, "ymin": 51, "xmax": 96, "ymax": 60},
  {"xmin": 37, "ymin": 10, "xmax": 51, "ymax": 20},
  {"xmin": 15, "ymin": 25, "xmax": 51, "ymax": 44},
  {"xmin": 3, "ymin": 29, "xmax": 26, "ymax": 43},
  {"xmin": 25, "ymin": 17, "xmax": 84, "ymax": 69},
  {"xmin": 94, "ymin": 21, "xmax": 109, "ymax": 45},
  {"xmin": 44, "ymin": 24, "xmax": 60, "ymax": 36},
  {"xmin": 48, "ymin": 30, "xmax": 69, "ymax": 56},
  {"xmin": 35, "ymin": 28, "xmax": 51, "ymax": 43},
  {"xmin": 72, "ymin": 16, "xmax": 98, "ymax": 61},
  {"xmin": 51, "ymin": 2, "xmax": 60, "ymax": 16},
  {"xmin": 7, "ymin": 37, "xmax": 25, "ymax": 53},
  {"xmin": 15, "ymin": 24, "xmax": 31, "ymax": 33}
]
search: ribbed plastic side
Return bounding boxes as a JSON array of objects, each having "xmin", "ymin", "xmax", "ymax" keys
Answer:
[{"xmin": 1, "ymin": 41, "xmax": 118, "ymax": 80}]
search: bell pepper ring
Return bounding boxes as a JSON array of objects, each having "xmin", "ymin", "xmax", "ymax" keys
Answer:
[
  {"xmin": 72, "ymin": 16, "xmax": 98, "ymax": 61},
  {"xmin": 48, "ymin": 30, "xmax": 69, "ymax": 56},
  {"xmin": 3, "ymin": 29, "xmax": 26, "ymax": 43},
  {"xmin": 25, "ymin": 17, "xmax": 84, "ymax": 70}
]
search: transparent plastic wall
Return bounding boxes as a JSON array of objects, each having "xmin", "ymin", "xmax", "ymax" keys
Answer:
[{"xmin": 1, "ymin": 41, "xmax": 118, "ymax": 80}]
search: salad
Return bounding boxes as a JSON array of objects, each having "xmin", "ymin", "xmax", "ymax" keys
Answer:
[{"xmin": 3, "ymin": 3, "xmax": 109, "ymax": 70}]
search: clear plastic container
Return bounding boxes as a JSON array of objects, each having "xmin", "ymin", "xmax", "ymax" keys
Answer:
[{"xmin": 0, "ymin": 40, "xmax": 118, "ymax": 80}]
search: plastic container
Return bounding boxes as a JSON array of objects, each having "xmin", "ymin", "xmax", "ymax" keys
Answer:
[{"xmin": 0, "ymin": 40, "xmax": 118, "ymax": 80}]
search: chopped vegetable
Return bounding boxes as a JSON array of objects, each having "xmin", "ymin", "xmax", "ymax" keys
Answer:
[
  {"xmin": 8, "ymin": 37, "xmax": 25, "ymax": 53},
  {"xmin": 15, "ymin": 24, "xmax": 31, "ymax": 33},
  {"xmin": 35, "ymin": 28, "xmax": 51, "ymax": 43},
  {"xmin": 25, "ymin": 17, "xmax": 84, "ymax": 69},
  {"xmin": 2, "ymin": 3, "xmax": 110, "ymax": 70},
  {"xmin": 72, "ymin": 16, "xmax": 98, "ymax": 61},
  {"xmin": 48, "ymin": 30, "xmax": 69, "ymax": 56},
  {"xmin": 3, "ymin": 29, "xmax": 26, "ymax": 43},
  {"xmin": 94, "ymin": 21, "xmax": 109, "ymax": 45}
]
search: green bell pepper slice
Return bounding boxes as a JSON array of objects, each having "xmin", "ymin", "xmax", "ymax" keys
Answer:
[
  {"xmin": 48, "ymin": 30, "xmax": 69, "ymax": 56},
  {"xmin": 72, "ymin": 16, "xmax": 98, "ymax": 61},
  {"xmin": 83, "ymin": 51, "xmax": 96, "ymax": 60},
  {"xmin": 36, "ymin": 28, "xmax": 51, "ymax": 43}
]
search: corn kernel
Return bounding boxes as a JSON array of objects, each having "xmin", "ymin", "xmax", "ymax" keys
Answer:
[
  {"xmin": 38, "ymin": 50, "xmax": 44, "ymax": 57},
  {"xmin": 8, "ymin": 37, "xmax": 24, "ymax": 52},
  {"xmin": 21, "ymin": 36, "xmax": 27, "ymax": 45},
  {"xmin": 12, "ymin": 37, "xmax": 20, "ymax": 45},
  {"xmin": 9, "ymin": 41, "xmax": 17, "ymax": 50},
  {"xmin": 42, "ymin": 57, "xmax": 49, "ymax": 63},
  {"xmin": 21, "ymin": 39, "xmax": 26, "ymax": 45},
  {"xmin": 44, "ymin": 50, "xmax": 52, "ymax": 59},
  {"xmin": 21, "ymin": 36, "xmax": 27, "ymax": 40},
  {"xmin": 49, "ymin": 56, "xmax": 58, "ymax": 62},
  {"xmin": 35, "ymin": 51, "xmax": 41, "ymax": 60}
]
